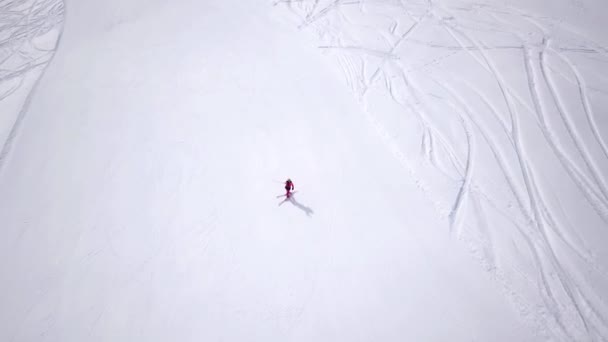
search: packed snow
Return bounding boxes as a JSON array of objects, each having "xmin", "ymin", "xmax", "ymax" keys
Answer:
[{"xmin": 0, "ymin": 0, "xmax": 606, "ymax": 341}]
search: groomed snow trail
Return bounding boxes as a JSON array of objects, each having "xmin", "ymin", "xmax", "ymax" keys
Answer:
[{"xmin": 275, "ymin": 0, "xmax": 608, "ymax": 341}]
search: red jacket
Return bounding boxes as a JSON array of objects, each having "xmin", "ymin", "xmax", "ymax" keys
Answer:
[{"xmin": 285, "ymin": 180, "xmax": 294, "ymax": 190}]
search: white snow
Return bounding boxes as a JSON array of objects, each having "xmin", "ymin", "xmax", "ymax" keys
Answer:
[
  {"xmin": 0, "ymin": 0, "xmax": 607, "ymax": 341},
  {"xmin": 0, "ymin": 0, "xmax": 63, "ymax": 163}
]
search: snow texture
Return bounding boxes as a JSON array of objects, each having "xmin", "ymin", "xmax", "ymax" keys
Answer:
[{"xmin": 0, "ymin": 0, "xmax": 606, "ymax": 341}]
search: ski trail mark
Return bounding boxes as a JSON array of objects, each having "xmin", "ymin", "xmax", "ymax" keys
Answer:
[
  {"xmin": 0, "ymin": 0, "xmax": 65, "ymax": 173},
  {"xmin": 550, "ymin": 50, "xmax": 608, "ymax": 163},
  {"xmin": 539, "ymin": 42, "xmax": 608, "ymax": 201}
]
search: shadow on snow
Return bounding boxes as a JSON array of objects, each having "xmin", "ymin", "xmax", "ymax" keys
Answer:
[{"xmin": 279, "ymin": 195, "xmax": 314, "ymax": 216}]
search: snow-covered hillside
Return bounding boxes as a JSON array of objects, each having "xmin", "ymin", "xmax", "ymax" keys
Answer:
[
  {"xmin": 275, "ymin": 0, "xmax": 608, "ymax": 340},
  {"xmin": 0, "ymin": 0, "xmax": 63, "ymax": 166},
  {"xmin": 0, "ymin": 0, "xmax": 606, "ymax": 341}
]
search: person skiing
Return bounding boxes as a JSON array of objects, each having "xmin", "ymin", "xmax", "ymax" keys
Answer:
[{"xmin": 285, "ymin": 178, "xmax": 295, "ymax": 198}]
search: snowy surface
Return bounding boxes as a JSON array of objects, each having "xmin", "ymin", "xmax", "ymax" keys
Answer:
[
  {"xmin": 0, "ymin": 0, "xmax": 63, "ymax": 164},
  {"xmin": 0, "ymin": 0, "xmax": 607, "ymax": 341}
]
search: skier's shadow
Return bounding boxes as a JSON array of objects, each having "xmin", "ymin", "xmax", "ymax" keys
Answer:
[{"xmin": 279, "ymin": 195, "xmax": 314, "ymax": 217}]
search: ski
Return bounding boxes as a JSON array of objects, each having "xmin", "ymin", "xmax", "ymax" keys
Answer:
[{"xmin": 276, "ymin": 191, "xmax": 297, "ymax": 198}]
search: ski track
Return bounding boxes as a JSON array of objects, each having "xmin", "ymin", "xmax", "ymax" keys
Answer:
[
  {"xmin": 277, "ymin": 0, "xmax": 608, "ymax": 340},
  {"xmin": 430, "ymin": 79, "xmax": 476, "ymax": 236},
  {"xmin": 0, "ymin": 0, "xmax": 64, "ymax": 173},
  {"xmin": 523, "ymin": 45, "xmax": 608, "ymax": 223},
  {"xmin": 551, "ymin": 49, "xmax": 608, "ymax": 164},
  {"xmin": 540, "ymin": 41, "xmax": 608, "ymax": 201},
  {"xmin": 539, "ymin": 43, "xmax": 608, "ymax": 202}
]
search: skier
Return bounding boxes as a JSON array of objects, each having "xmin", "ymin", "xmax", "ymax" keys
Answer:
[{"xmin": 285, "ymin": 178, "xmax": 295, "ymax": 198}]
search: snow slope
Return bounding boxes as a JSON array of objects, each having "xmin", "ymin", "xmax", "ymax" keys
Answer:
[
  {"xmin": 0, "ymin": 0, "xmax": 607, "ymax": 341},
  {"xmin": 0, "ymin": 0, "xmax": 63, "ymax": 165},
  {"xmin": 274, "ymin": 0, "xmax": 608, "ymax": 340}
]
